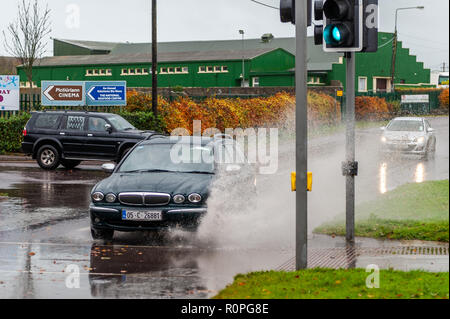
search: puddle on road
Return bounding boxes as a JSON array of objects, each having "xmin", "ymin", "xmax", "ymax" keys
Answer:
[
  {"xmin": 0, "ymin": 168, "xmax": 108, "ymax": 233},
  {"xmin": 0, "ymin": 240, "xmax": 290, "ymax": 299}
]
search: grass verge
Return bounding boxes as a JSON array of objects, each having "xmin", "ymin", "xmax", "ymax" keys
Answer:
[
  {"xmin": 314, "ymin": 180, "xmax": 449, "ymax": 242},
  {"xmin": 214, "ymin": 269, "xmax": 449, "ymax": 299}
]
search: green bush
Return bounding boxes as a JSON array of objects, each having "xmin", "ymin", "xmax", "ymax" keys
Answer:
[
  {"xmin": 0, "ymin": 113, "xmax": 31, "ymax": 154},
  {"xmin": 117, "ymin": 111, "xmax": 165, "ymax": 132}
]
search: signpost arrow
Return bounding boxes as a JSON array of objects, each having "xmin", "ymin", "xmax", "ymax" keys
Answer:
[
  {"xmin": 43, "ymin": 85, "xmax": 55, "ymax": 101},
  {"xmin": 43, "ymin": 85, "xmax": 84, "ymax": 101}
]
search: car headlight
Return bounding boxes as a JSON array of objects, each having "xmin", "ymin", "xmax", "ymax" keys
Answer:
[
  {"xmin": 92, "ymin": 192, "xmax": 104, "ymax": 202},
  {"xmin": 188, "ymin": 193, "xmax": 202, "ymax": 203},
  {"xmin": 381, "ymin": 136, "xmax": 387, "ymax": 143},
  {"xmin": 416, "ymin": 137, "xmax": 425, "ymax": 144},
  {"xmin": 173, "ymin": 194, "xmax": 186, "ymax": 204},
  {"xmin": 105, "ymin": 193, "xmax": 117, "ymax": 203}
]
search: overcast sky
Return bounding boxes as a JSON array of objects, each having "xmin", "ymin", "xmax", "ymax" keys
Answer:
[{"xmin": 0, "ymin": 0, "xmax": 448, "ymax": 70}]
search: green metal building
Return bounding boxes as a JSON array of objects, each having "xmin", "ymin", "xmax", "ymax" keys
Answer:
[
  {"xmin": 17, "ymin": 32, "xmax": 431, "ymax": 91},
  {"xmin": 18, "ymin": 48, "xmax": 295, "ymax": 88}
]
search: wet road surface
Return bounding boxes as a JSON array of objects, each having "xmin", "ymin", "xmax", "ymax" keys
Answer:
[{"xmin": 0, "ymin": 117, "xmax": 448, "ymax": 298}]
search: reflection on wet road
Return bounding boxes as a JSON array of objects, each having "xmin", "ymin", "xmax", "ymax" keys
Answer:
[{"xmin": 0, "ymin": 117, "xmax": 448, "ymax": 298}]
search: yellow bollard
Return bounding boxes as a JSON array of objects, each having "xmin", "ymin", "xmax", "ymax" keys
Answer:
[{"xmin": 291, "ymin": 172, "xmax": 313, "ymax": 192}]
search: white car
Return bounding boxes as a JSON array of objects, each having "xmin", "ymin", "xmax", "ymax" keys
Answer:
[{"xmin": 380, "ymin": 117, "xmax": 436, "ymax": 159}]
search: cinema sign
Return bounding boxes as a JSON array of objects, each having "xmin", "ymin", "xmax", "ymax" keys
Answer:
[{"xmin": 41, "ymin": 81, "xmax": 86, "ymax": 106}]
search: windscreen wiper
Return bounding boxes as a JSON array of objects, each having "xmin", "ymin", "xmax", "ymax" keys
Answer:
[
  {"xmin": 180, "ymin": 171, "xmax": 214, "ymax": 175},
  {"xmin": 121, "ymin": 169, "xmax": 174, "ymax": 173}
]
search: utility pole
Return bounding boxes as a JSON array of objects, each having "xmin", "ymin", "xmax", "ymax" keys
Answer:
[
  {"xmin": 295, "ymin": 0, "xmax": 308, "ymax": 270},
  {"xmin": 151, "ymin": 0, "xmax": 158, "ymax": 116},
  {"xmin": 239, "ymin": 30, "xmax": 245, "ymax": 87},
  {"xmin": 280, "ymin": 0, "xmax": 309, "ymax": 270},
  {"xmin": 391, "ymin": 6, "xmax": 425, "ymax": 92},
  {"xmin": 442, "ymin": 62, "xmax": 448, "ymax": 73},
  {"xmin": 343, "ymin": 52, "xmax": 357, "ymax": 244}
]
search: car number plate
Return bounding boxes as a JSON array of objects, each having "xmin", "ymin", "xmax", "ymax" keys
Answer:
[{"xmin": 122, "ymin": 210, "xmax": 162, "ymax": 221}]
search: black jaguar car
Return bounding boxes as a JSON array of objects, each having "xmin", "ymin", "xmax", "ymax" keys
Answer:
[{"xmin": 89, "ymin": 135, "xmax": 255, "ymax": 240}]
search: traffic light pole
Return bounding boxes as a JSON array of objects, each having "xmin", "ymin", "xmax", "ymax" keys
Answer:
[
  {"xmin": 151, "ymin": 0, "xmax": 158, "ymax": 117},
  {"xmin": 295, "ymin": 0, "xmax": 308, "ymax": 270},
  {"xmin": 344, "ymin": 52, "xmax": 356, "ymax": 244}
]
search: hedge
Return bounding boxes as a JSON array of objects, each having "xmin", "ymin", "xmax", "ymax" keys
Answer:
[
  {"xmin": 0, "ymin": 113, "xmax": 31, "ymax": 154},
  {"xmin": 439, "ymin": 89, "xmax": 449, "ymax": 109},
  {"xmin": 355, "ymin": 96, "xmax": 389, "ymax": 120},
  {"xmin": 0, "ymin": 92, "xmax": 340, "ymax": 153},
  {"xmin": 127, "ymin": 91, "xmax": 341, "ymax": 133}
]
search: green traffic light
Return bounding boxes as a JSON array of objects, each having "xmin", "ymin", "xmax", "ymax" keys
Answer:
[{"xmin": 324, "ymin": 23, "xmax": 352, "ymax": 46}]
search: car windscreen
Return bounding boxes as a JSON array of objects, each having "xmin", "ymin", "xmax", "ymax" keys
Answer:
[
  {"xmin": 119, "ymin": 143, "xmax": 215, "ymax": 174},
  {"xmin": 387, "ymin": 120, "xmax": 424, "ymax": 132},
  {"xmin": 107, "ymin": 115, "xmax": 136, "ymax": 131}
]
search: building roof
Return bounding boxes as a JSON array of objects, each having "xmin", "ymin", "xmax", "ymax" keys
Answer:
[
  {"xmin": 54, "ymin": 38, "xmax": 119, "ymax": 52},
  {"xmin": 110, "ymin": 37, "xmax": 341, "ymax": 71},
  {"xmin": 53, "ymin": 36, "xmax": 343, "ymax": 71},
  {"xmin": 30, "ymin": 48, "xmax": 281, "ymax": 67}
]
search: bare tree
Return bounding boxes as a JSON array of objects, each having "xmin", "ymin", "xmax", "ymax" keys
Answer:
[{"xmin": 3, "ymin": 0, "xmax": 51, "ymax": 87}]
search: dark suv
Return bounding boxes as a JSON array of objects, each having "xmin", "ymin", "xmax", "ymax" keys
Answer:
[{"xmin": 22, "ymin": 111, "xmax": 155, "ymax": 170}]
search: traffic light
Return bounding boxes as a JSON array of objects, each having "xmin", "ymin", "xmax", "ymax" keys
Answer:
[
  {"xmin": 280, "ymin": 0, "xmax": 312, "ymax": 26},
  {"xmin": 314, "ymin": 0, "xmax": 378, "ymax": 52}
]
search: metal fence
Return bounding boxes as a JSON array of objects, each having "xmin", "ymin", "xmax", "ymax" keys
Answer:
[{"xmin": 356, "ymin": 90, "xmax": 441, "ymax": 110}]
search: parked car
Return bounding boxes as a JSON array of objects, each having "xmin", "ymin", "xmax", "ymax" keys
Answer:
[
  {"xmin": 380, "ymin": 117, "xmax": 436, "ymax": 159},
  {"xmin": 22, "ymin": 111, "xmax": 155, "ymax": 170},
  {"xmin": 89, "ymin": 135, "xmax": 256, "ymax": 240}
]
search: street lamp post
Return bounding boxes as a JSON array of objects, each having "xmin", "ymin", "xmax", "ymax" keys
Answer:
[
  {"xmin": 239, "ymin": 29, "xmax": 245, "ymax": 87},
  {"xmin": 391, "ymin": 6, "xmax": 424, "ymax": 91}
]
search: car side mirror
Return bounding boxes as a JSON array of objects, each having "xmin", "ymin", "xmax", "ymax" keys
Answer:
[
  {"xmin": 105, "ymin": 124, "xmax": 113, "ymax": 133},
  {"xmin": 427, "ymin": 128, "xmax": 435, "ymax": 133},
  {"xmin": 101, "ymin": 163, "xmax": 116, "ymax": 173}
]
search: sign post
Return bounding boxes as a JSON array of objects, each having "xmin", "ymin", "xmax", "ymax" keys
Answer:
[
  {"xmin": 0, "ymin": 75, "xmax": 20, "ymax": 112},
  {"xmin": 295, "ymin": 0, "xmax": 309, "ymax": 270},
  {"xmin": 41, "ymin": 81, "xmax": 85, "ymax": 107},
  {"xmin": 85, "ymin": 81, "xmax": 127, "ymax": 106},
  {"xmin": 343, "ymin": 52, "xmax": 357, "ymax": 244}
]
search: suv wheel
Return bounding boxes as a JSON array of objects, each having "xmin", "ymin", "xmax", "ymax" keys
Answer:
[
  {"xmin": 61, "ymin": 160, "xmax": 81, "ymax": 170},
  {"xmin": 91, "ymin": 227, "xmax": 114, "ymax": 240},
  {"xmin": 37, "ymin": 145, "xmax": 61, "ymax": 170}
]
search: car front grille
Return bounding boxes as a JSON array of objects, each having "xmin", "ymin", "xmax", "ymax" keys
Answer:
[{"xmin": 118, "ymin": 192, "xmax": 171, "ymax": 206}]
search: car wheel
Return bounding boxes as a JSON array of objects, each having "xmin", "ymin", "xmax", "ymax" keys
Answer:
[
  {"xmin": 91, "ymin": 227, "xmax": 114, "ymax": 240},
  {"xmin": 61, "ymin": 160, "xmax": 81, "ymax": 170},
  {"xmin": 37, "ymin": 145, "xmax": 61, "ymax": 170},
  {"xmin": 427, "ymin": 140, "xmax": 436, "ymax": 160}
]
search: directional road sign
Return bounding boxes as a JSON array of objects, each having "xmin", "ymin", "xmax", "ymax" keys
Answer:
[
  {"xmin": 85, "ymin": 81, "xmax": 127, "ymax": 106},
  {"xmin": 41, "ymin": 81, "xmax": 85, "ymax": 106}
]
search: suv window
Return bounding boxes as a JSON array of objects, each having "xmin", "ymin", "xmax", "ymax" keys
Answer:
[
  {"xmin": 88, "ymin": 117, "xmax": 108, "ymax": 132},
  {"xmin": 34, "ymin": 114, "xmax": 61, "ymax": 129},
  {"xmin": 65, "ymin": 116, "xmax": 86, "ymax": 131}
]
